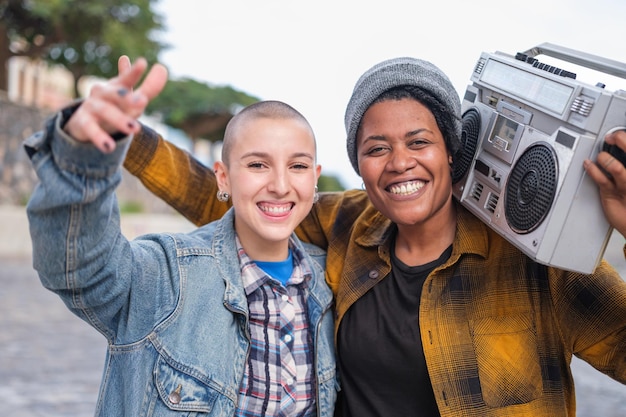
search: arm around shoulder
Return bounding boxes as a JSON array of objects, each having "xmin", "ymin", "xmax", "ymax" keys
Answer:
[{"xmin": 123, "ymin": 124, "xmax": 230, "ymax": 226}]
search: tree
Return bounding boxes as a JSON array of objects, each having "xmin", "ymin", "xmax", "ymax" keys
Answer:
[
  {"xmin": 147, "ymin": 77, "xmax": 260, "ymax": 142},
  {"xmin": 318, "ymin": 174, "xmax": 345, "ymax": 192},
  {"xmin": 0, "ymin": 0, "xmax": 166, "ymax": 96}
]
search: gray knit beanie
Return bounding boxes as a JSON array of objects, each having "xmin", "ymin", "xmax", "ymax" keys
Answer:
[{"xmin": 344, "ymin": 57, "xmax": 462, "ymax": 175}]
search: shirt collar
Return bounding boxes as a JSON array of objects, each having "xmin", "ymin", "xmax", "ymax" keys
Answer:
[
  {"xmin": 352, "ymin": 200, "xmax": 489, "ymax": 261},
  {"xmin": 236, "ymin": 234, "xmax": 312, "ymax": 296}
]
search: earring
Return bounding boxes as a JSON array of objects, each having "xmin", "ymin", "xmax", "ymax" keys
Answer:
[
  {"xmin": 361, "ymin": 182, "xmax": 366, "ymax": 190},
  {"xmin": 217, "ymin": 190, "xmax": 230, "ymax": 202},
  {"xmin": 313, "ymin": 185, "xmax": 319, "ymax": 203}
]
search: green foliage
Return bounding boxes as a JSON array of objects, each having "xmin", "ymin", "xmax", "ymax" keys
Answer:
[
  {"xmin": 1, "ymin": 0, "xmax": 167, "ymax": 95},
  {"xmin": 318, "ymin": 174, "xmax": 345, "ymax": 192},
  {"xmin": 119, "ymin": 200, "xmax": 144, "ymax": 214},
  {"xmin": 147, "ymin": 77, "xmax": 260, "ymax": 127}
]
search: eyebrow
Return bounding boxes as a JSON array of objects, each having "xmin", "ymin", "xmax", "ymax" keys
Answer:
[
  {"xmin": 362, "ymin": 128, "xmax": 434, "ymax": 143},
  {"xmin": 406, "ymin": 128, "xmax": 434, "ymax": 137},
  {"xmin": 240, "ymin": 151, "xmax": 315, "ymax": 160}
]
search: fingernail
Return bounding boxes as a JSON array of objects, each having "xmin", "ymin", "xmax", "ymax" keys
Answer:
[{"xmin": 117, "ymin": 88, "xmax": 129, "ymax": 97}]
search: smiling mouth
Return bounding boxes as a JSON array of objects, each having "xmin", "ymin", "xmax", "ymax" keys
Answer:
[
  {"xmin": 258, "ymin": 203, "xmax": 294, "ymax": 215},
  {"xmin": 387, "ymin": 180, "xmax": 425, "ymax": 195}
]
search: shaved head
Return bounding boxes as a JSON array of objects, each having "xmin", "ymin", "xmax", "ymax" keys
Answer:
[{"xmin": 221, "ymin": 100, "xmax": 316, "ymax": 166}]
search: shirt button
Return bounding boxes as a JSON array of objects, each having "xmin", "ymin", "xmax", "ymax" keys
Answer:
[
  {"xmin": 284, "ymin": 334, "xmax": 293, "ymax": 343},
  {"xmin": 281, "ymin": 294, "xmax": 289, "ymax": 302},
  {"xmin": 368, "ymin": 270, "xmax": 379, "ymax": 279},
  {"xmin": 169, "ymin": 384, "xmax": 182, "ymax": 404}
]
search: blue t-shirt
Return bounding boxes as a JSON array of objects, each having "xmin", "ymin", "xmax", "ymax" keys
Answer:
[{"xmin": 254, "ymin": 249, "xmax": 294, "ymax": 286}]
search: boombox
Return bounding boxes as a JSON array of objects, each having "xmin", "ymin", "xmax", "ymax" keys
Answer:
[{"xmin": 452, "ymin": 43, "xmax": 626, "ymax": 274}]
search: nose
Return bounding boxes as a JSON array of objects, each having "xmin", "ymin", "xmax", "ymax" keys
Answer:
[
  {"xmin": 387, "ymin": 147, "xmax": 418, "ymax": 173},
  {"xmin": 267, "ymin": 168, "xmax": 290, "ymax": 196}
]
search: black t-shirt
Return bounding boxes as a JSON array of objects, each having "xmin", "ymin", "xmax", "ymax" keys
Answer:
[{"xmin": 336, "ymin": 244, "xmax": 452, "ymax": 417}]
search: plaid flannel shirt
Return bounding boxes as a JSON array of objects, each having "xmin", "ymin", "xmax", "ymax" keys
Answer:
[
  {"xmin": 235, "ymin": 236, "xmax": 315, "ymax": 417},
  {"xmin": 125, "ymin": 126, "xmax": 626, "ymax": 417}
]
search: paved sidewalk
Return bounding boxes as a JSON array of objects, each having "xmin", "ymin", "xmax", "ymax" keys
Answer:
[{"xmin": 0, "ymin": 205, "xmax": 34, "ymax": 259}]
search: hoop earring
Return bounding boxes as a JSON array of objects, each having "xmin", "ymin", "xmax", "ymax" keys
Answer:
[
  {"xmin": 217, "ymin": 190, "xmax": 230, "ymax": 202},
  {"xmin": 313, "ymin": 186, "xmax": 319, "ymax": 203}
]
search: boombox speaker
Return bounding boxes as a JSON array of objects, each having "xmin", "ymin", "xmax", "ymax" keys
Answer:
[{"xmin": 453, "ymin": 43, "xmax": 626, "ymax": 274}]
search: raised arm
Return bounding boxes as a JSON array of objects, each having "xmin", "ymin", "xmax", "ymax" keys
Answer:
[{"xmin": 25, "ymin": 59, "xmax": 180, "ymax": 341}]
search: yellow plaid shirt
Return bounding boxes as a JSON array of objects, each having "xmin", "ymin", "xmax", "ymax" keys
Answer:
[{"xmin": 125, "ymin": 126, "xmax": 626, "ymax": 417}]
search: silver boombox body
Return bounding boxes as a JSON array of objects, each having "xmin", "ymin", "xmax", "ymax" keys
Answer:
[{"xmin": 452, "ymin": 43, "xmax": 626, "ymax": 274}]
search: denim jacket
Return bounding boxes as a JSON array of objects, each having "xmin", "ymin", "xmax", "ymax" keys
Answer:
[{"xmin": 24, "ymin": 116, "xmax": 337, "ymax": 417}]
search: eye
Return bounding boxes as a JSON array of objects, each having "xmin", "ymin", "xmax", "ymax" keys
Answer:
[
  {"xmin": 291, "ymin": 162, "xmax": 310, "ymax": 170},
  {"xmin": 408, "ymin": 138, "xmax": 429, "ymax": 148},
  {"xmin": 247, "ymin": 161, "xmax": 267, "ymax": 169},
  {"xmin": 364, "ymin": 145, "xmax": 389, "ymax": 156}
]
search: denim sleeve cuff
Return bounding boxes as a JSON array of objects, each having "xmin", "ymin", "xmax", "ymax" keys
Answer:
[{"xmin": 23, "ymin": 101, "xmax": 83, "ymax": 159}]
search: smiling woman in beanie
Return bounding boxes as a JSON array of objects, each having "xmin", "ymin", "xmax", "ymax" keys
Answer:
[{"xmin": 64, "ymin": 56, "xmax": 626, "ymax": 417}]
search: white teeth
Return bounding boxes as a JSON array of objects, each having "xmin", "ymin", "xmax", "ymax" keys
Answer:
[
  {"xmin": 389, "ymin": 181, "xmax": 424, "ymax": 195},
  {"xmin": 260, "ymin": 205, "xmax": 291, "ymax": 214}
]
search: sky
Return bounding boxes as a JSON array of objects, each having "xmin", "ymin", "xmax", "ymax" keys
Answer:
[{"xmin": 153, "ymin": 0, "xmax": 626, "ymax": 189}]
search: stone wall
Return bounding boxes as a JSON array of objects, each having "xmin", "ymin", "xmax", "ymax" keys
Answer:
[
  {"xmin": 0, "ymin": 94, "xmax": 44, "ymax": 205},
  {"xmin": 0, "ymin": 95, "xmax": 178, "ymax": 214}
]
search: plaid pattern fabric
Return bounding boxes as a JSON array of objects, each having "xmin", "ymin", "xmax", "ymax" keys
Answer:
[
  {"xmin": 126, "ymin": 126, "xmax": 626, "ymax": 417},
  {"xmin": 235, "ymin": 236, "xmax": 315, "ymax": 417}
]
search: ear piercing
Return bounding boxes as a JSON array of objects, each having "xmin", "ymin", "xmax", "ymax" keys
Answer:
[{"xmin": 217, "ymin": 190, "xmax": 230, "ymax": 202}]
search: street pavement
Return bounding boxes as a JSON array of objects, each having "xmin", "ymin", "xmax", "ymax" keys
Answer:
[{"xmin": 1, "ymin": 204, "xmax": 625, "ymax": 416}]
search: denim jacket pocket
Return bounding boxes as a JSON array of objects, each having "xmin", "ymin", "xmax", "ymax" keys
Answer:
[{"xmin": 154, "ymin": 357, "xmax": 221, "ymax": 413}]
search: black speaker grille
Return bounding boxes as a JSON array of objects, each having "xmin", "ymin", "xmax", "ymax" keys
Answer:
[
  {"xmin": 452, "ymin": 108, "xmax": 481, "ymax": 184},
  {"xmin": 504, "ymin": 143, "xmax": 558, "ymax": 233}
]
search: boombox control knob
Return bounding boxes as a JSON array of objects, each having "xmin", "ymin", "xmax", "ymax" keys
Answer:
[{"xmin": 602, "ymin": 128, "xmax": 626, "ymax": 169}]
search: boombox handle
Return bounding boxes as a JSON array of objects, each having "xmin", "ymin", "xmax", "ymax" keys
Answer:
[{"xmin": 523, "ymin": 42, "xmax": 626, "ymax": 80}]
